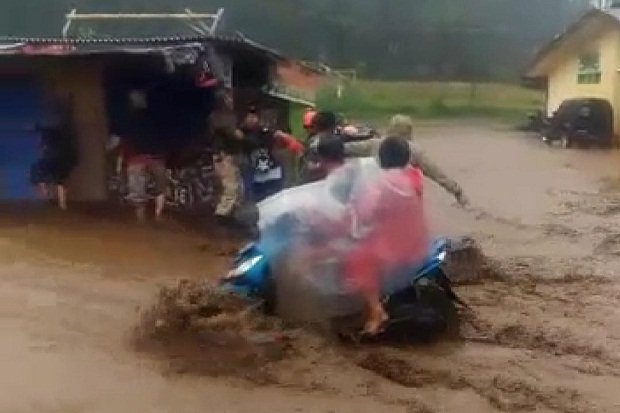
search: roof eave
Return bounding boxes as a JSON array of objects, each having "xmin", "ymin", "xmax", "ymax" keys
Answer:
[
  {"xmin": 0, "ymin": 34, "xmax": 283, "ymax": 61},
  {"xmin": 524, "ymin": 8, "xmax": 620, "ymax": 78}
]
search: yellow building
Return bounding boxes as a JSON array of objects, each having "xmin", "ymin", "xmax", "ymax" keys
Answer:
[{"xmin": 527, "ymin": 7, "xmax": 620, "ymax": 137}]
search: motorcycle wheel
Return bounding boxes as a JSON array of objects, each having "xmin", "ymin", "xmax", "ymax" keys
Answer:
[
  {"xmin": 262, "ymin": 274, "xmax": 278, "ymax": 315},
  {"xmin": 381, "ymin": 280, "xmax": 459, "ymax": 343}
]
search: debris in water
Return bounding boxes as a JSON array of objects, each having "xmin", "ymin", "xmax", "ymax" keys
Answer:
[
  {"xmin": 442, "ymin": 236, "xmax": 503, "ymax": 284},
  {"xmin": 133, "ymin": 279, "xmax": 291, "ymax": 379}
]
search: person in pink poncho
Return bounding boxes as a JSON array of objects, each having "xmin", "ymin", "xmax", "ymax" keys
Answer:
[{"xmin": 344, "ymin": 136, "xmax": 429, "ymax": 335}]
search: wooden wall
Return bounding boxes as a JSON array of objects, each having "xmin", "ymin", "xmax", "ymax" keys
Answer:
[{"xmin": 43, "ymin": 59, "xmax": 109, "ymax": 201}]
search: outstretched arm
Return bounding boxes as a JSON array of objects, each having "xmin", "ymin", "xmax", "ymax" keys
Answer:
[
  {"xmin": 412, "ymin": 148, "xmax": 468, "ymax": 206},
  {"xmin": 343, "ymin": 138, "xmax": 381, "ymax": 158},
  {"xmin": 274, "ymin": 131, "xmax": 304, "ymax": 156}
]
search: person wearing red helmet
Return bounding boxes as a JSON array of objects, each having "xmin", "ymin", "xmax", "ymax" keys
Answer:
[{"xmin": 302, "ymin": 107, "xmax": 317, "ymax": 135}]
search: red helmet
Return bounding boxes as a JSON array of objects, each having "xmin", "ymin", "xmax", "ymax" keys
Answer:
[{"xmin": 303, "ymin": 108, "xmax": 317, "ymax": 129}]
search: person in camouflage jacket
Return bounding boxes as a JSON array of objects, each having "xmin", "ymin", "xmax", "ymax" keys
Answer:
[{"xmin": 343, "ymin": 114, "xmax": 468, "ymax": 206}]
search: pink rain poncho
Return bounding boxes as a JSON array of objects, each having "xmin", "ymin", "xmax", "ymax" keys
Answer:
[{"xmin": 344, "ymin": 166, "xmax": 428, "ymax": 298}]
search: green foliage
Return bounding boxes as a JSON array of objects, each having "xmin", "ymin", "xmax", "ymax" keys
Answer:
[
  {"xmin": 288, "ymin": 105, "xmax": 307, "ymax": 140},
  {"xmin": 316, "ymin": 80, "xmax": 544, "ymax": 121}
]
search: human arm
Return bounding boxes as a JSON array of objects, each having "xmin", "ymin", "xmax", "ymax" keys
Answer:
[
  {"xmin": 411, "ymin": 144, "xmax": 469, "ymax": 206},
  {"xmin": 343, "ymin": 138, "xmax": 381, "ymax": 158},
  {"xmin": 274, "ymin": 130, "xmax": 304, "ymax": 156}
]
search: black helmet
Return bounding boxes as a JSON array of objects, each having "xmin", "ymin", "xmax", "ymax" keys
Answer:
[
  {"xmin": 317, "ymin": 134, "xmax": 345, "ymax": 163},
  {"xmin": 311, "ymin": 111, "xmax": 337, "ymax": 133}
]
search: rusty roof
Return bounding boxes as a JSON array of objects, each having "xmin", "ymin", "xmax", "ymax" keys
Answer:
[{"xmin": 0, "ymin": 33, "xmax": 283, "ymax": 59}]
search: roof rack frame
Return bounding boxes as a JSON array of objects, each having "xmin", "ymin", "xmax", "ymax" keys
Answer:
[{"xmin": 62, "ymin": 7, "xmax": 224, "ymax": 38}]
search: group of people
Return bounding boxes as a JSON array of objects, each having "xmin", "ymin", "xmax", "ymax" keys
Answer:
[
  {"xmin": 209, "ymin": 89, "xmax": 303, "ymax": 226},
  {"xmin": 279, "ymin": 112, "xmax": 467, "ymax": 335},
  {"xmin": 110, "ymin": 89, "xmax": 304, "ymax": 223},
  {"xmin": 28, "ymin": 87, "xmax": 468, "ymax": 251},
  {"xmin": 212, "ymin": 97, "xmax": 468, "ymax": 235}
]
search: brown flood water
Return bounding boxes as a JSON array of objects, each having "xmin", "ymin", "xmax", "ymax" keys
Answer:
[{"xmin": 4, "ymin": 121, "xmax": 620, "ymax": 412}]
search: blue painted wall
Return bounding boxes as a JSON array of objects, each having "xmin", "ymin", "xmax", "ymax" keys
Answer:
[{"xmin": 0, "ymin": 79, "xmax": 41, "ymax": 200}]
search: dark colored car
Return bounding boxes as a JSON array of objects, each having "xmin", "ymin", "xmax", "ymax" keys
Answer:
[{"xmin": 542, "ymin": 98, "xmax": 614, "ymax": 148}]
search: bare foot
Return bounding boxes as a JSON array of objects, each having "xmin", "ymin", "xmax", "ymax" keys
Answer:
[{"xmin": 362, "ymin": 309, "xmax": 389, "ymax": 336}]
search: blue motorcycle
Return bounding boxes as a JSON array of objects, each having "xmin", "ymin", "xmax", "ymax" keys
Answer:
[
  {"xmin": 220, "ymin": 159, "xmax": 468, "ymax": 341},
  {"xmin": 220, "ymin": 236, "xmax": 467, "ymax": 341}
]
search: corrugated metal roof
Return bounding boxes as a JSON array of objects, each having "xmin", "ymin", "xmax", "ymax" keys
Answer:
[
  {"xmin": 0, "ymin": 34, "xmax": 283, "ymax": 59},
  {"xmin": 0, "ymin": 34, "xmax": 234, "ymax": 45}
]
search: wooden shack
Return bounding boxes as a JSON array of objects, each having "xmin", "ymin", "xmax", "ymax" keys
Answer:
[{"xmin": 0, "ymin": 35, "xmax": 282, "ymax": 202}]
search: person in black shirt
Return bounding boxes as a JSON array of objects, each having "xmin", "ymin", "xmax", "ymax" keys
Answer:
[
  {"xmin": 239, "ymin": 107, "xmax": 304, "ymax": 202},
  {"xmin": 30, "ymin": 96, "xmax": 77, "ymax": 210}
]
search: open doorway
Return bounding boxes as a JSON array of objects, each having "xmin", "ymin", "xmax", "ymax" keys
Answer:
[{"xmin": 102, "ymin": 57, "xmax": 220, "ymax": 213}]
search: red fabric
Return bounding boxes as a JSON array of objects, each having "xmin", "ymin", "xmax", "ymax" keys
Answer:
[
  {"xmin": 303, "ymin": 109, "xmax": 317, "ymax": 129},
  {"xmin": 276, "ymin": 132, "xmax": 305, "ymax": 155},
  {"xmin": 406, "ymin": 166, "xmax": 424, "ymax": 198},
  {"xmin": 120, "ymin": 142, "xmax": 164, "ymax": 166},
  {"xmin": 195, "ymin": 72, "xmax": 219, "ymax": 88},
  {"xmin": 344, "ymin": 169, "xmax": 428, "ymax": 296}
]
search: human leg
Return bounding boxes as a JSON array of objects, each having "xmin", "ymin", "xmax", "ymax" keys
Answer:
[
  {"xmin": 214, "ymin": 154, "xmax": 241, "ymax": 218},
  {"xmin": 149, "ymin": 160, "xmax": 168, "ymax": 220},
  {"xmin": 53, "ymin": 161, "xmax": 74, "ymax": 211},
  {"xmin": 57, "ymin": 185, "xmax": 67, "ymax": 210},
  {"xmin": 344, "ymin": 245, "xmax": 388, "ymax": 335},
  {"xmin": 126, "ymin": 163, "xmax": 148, "ymax": 222}
]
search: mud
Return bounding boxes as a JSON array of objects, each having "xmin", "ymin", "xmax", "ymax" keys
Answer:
[
  {"xmin": 357, "ymin": 351, "xmax": 589, "ymax": 412},
  {"xmin": 133, "ymin": 280, "xmax": 290, "ymax": 380},
  {"xmin": 7, "ymin": 122, "xmax": 620, "ymax": 412}
]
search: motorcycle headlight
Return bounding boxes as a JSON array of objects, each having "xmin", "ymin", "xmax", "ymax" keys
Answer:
[
  {"xmin": 437, "ymin": 251, "xmax": 447, "ymax": 263},
  {"xmin": 224, "ymin": 256, "xmax": 263, "ymax": 280}
]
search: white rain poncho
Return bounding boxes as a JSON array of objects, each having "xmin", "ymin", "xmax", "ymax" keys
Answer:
[{"xmin": 255, "ymin": 158, "xmax": 421, "ymax": 325}]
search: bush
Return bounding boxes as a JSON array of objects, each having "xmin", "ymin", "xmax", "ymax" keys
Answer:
[
  {"xmin": 314, "ymin": 80, "xmax": 543, "ymax": 122},
  {"xmin": 426, "ymin": 97, "xmax": 451, "ymax": 116}
]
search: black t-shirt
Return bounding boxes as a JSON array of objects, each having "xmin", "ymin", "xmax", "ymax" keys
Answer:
[
  {"xmin": 242, "ymin": 127, "xmax": 282, "ymax": 182},
  {"xmin": 122, "ymin": 108, "xmax": 166, "ymax": 156}
]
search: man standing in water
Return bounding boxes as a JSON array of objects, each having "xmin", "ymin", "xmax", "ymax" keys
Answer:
[
  {"xmin": 209, "ymin": 89, "xmax": 244, "ymax": 225},
  {"xmin": 121, "ymin": 90, "xmax": 168, "ymax": 222},
  {"xmin": 344, "ymin": 114, "xmax": 468, "ymax": 205},
  {"xmin": 31, "ymin": 95, "xmax": 77, "ymax": 210}
]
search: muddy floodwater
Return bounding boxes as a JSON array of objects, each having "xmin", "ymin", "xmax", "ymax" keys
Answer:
[{"xmin": 5, "ymin": 121, "xmax": 620, "ymax": 412}]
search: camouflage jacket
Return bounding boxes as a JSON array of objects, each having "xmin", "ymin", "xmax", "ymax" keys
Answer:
[{"xmin": 343, "ymin": 137, "xmax": 465, "ymax": 203}]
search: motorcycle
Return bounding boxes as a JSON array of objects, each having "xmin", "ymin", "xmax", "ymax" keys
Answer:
[
  {"xmin": 220, "ymin": 235, "xmax": 466, "ymax": 341},
  {"xmin": 220, "ymin": 159, "xmax": 467, "ymax": 341}
]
